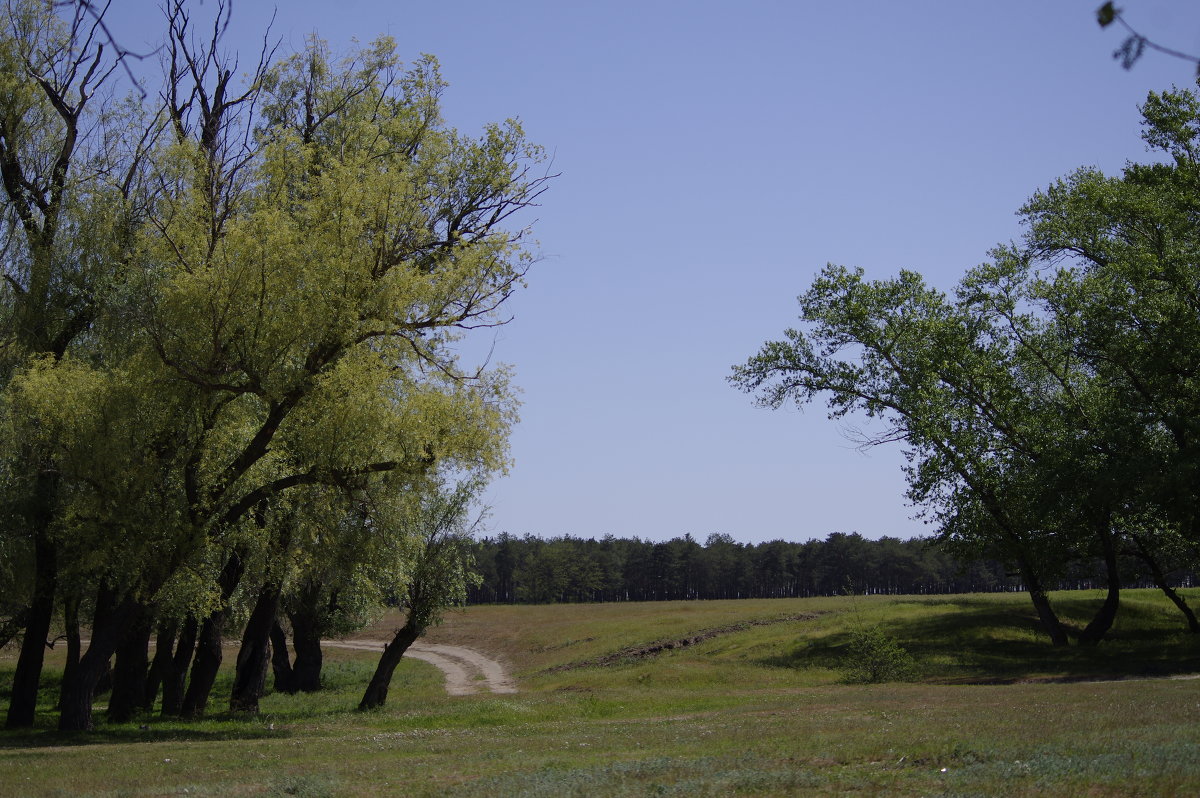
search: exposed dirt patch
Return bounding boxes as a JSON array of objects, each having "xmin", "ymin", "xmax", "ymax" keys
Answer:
[
  {"xmin": 325, "ymin": 640, "xmax": 517, "ymax": 695},
  {"xmin": 547, "ymin": 613, "xmax": 821, "ymax": 672}
]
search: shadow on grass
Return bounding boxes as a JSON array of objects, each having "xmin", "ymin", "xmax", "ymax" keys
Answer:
[
  {"xmin": 0, "ymin": 690, "xmax": 368, "ymax": 749},
  {"xmin": 0, "ymin": 720, "xmax": 290, "ymax": 749},
  {"xmin": 762, "ymin": 592, "xmax": 1200, "ymax": 683},
  {"xmin": 0, "ymin": 654, "xmax": 450, "ymax": 748}
]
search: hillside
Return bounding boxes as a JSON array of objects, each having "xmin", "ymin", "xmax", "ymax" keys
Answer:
[{"xmin": 2, "ymin": 590, "xmax": 1198, "ymax": 796}]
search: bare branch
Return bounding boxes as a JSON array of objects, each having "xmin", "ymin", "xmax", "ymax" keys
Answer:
[
  {"xmin": 53, "ymin": 0, "xmax": 161, "ymax": 97},
  {"xmin": 1097, "ymin": 3, "xmax": 1200, "ymax": 73}
]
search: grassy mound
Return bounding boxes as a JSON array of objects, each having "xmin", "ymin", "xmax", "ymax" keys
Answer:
[{"xmin": 1, "ymin": 589, "xmax": 1197, "ymax": 796}]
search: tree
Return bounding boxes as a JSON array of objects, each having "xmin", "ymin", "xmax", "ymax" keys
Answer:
[
  {"xmin": 730, "ymin": 260, "xmax": 1127, "ymax": 645},
  {"xmin": 0, "ymin": 0, "xmax": 153, "ymax": 728},
  {"xmin": 359, "ymin": 479, "xmax": 482, "ymax": 711},
  {"xmin": 0, "ymin": 0, "xmax": 547, "ymax": 730},
  {"xmin": 732, "ymin": 82, "xmax": 1200, "ymax": 646},
  {"xmin": 1016, "ymin": 83, "xmax": 1200, "ymax": 630}
]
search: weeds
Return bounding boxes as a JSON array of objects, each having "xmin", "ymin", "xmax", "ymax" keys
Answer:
[{"xmin": 267, "ymin": 773, "xmax": 337, "ymax": 798}]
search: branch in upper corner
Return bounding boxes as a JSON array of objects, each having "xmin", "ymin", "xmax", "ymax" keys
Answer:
[{"xmin": 1097, "ymin": 2, "xmax": 1200, "ymax": 75}]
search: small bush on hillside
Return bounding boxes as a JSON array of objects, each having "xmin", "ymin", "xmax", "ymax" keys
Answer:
[{"xmin": 841, "ymin": 625, "xmax": 917, "ymax": 683}]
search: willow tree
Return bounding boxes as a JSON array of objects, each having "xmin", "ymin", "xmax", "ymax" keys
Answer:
[
  {"xmin": 0, "ymin": 0, "xmax": 158, "ymax": 728},
  {"xmin": 359, "ymin": 478, "xmax": 483, "ymax": 711},
  {"xmin": 1, "ymin": 3, "xmax": 546, "ymax": 730}
]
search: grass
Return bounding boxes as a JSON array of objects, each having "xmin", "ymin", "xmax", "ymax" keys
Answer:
[{"xmin": 1, "ymin": 589, "xmax": 1199, "ymax": 796}]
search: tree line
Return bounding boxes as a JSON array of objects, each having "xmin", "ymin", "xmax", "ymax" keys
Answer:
[
  {"xmin": 466, "ymin": 531, "xmax": 1197, "ymax": 605},
  {"xmin": 0, "ymin": 0, "xmax": 544, "ymax": 730},
  {"xmin": 4, "ymin": 0, "xmax": 1200, "ymax": 735},
  {"xmin": 732, "ymin": 82, "xmax": 1200, "ymax": 647}
]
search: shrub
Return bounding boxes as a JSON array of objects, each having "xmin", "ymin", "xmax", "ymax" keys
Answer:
[{"xmin": 841, "ymin": 625, "xmax": 917, "ymax": 683}]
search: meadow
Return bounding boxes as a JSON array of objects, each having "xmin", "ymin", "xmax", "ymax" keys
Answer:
[{"xmin": 1, "ymin": 589, "xmax": 1199, "ymax": 796}]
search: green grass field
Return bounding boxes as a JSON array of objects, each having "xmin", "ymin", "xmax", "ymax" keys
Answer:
[{"xmin": 2, "ymin": 589, "xmax": 1199, "ymax": 796}]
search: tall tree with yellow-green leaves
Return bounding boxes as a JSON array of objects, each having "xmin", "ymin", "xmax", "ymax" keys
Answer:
[
  {"xmin": 0, "ymin": 0, "xmax": 548, "ymax": 731},
  {"xmin": 0, "ymin": 0, "xmax": 161, "ymax": 728}
]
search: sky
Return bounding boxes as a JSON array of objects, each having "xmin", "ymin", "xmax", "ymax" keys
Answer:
[{"xmin": 102, "ymin": 0, "xmax": 1200, "ymax": 545}]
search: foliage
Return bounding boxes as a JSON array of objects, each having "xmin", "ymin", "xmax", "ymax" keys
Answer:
[
  {"xmin": 841, "ymin": 623, "xmax": 917, "ymax": 683},
  {"xmin": 389, "ymin": 478, "xmax": 485, "ymax": 632},
  {"xmin": 0, "ymin": 0, "xmax": 547, "ymax": 730},
  {"xmin": 469, "ymin": 532, "xmax": 1024, "ymax": 603},
  {"xmin": 466, "ymin": 531, "xmax": 1198, "ymax": 606},
  {"xmin": 731, "ymin": 80, "xmax": 1200, "ymax": 645}
]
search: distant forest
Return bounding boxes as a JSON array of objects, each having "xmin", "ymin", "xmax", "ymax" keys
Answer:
[{"xmin": 466, "ymin": 533, "xmax": 1198, "ymax": 604}]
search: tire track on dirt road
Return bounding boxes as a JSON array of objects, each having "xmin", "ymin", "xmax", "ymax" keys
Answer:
[{"xmin": 325, "ymin": 640, "xmax": 516, "ymax": 695}]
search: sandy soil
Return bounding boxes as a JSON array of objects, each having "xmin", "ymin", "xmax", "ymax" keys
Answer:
[{"xmin": 326, "ymin": 640, "xmax": 517, "ymax": 695}]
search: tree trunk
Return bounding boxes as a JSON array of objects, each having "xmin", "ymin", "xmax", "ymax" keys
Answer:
[
  {"xmin": 1015, "ymin": 554, "xmax": 1068, "ymax": 646},
  {"xmin": 144, "ymin": 621, "xmax": 178, "ymax": 711},
  {"xmin": 6, "ymin": 527, "xmax": 57, "ymax": 729},
  {"xmin": 287, "ymin": 591, "xmax": 325, "ymax": 693},
  {"xmin": 230, "ymin": 582, "xmax": 281, "ymax": 713},
  {"xmin": 107, "ymin": 605, "xmax": 153, "ymax": 722},
  {"xmin": 180, "ymin": 612, "xmax": 224, "ymax": 719},
  {"xmin": 94, "ymin": 659, "xmax": 114, "ymax": 698},
  {"xmin": 161, "ymin": 617, "xmax": 197, "ymax": 716},
  {"xmin": 1132, "ymin": 533, "xmax": 1200, "ymax": 632},
  {"xmin": 1078, "ymin": 525, "xmax": 1121, "ymax": 646},
  {"xmin": 1160, "ymin": 584, "xmax": 1200, "ymax": 632},
  {"xmin": 57, "ymin": 593, "xmax": 81, "ymax": 714},
  {"xmin": 181, "ymin": 552, "xmax": 244, "ymax": 719},
  {"xmin": 58, "ymin": 589, "xmax": 140, "ymax": 731},
  {"xmin": 269, "ymin": 620, "xmax": 296, "ymax": 694},
  {"xmin": 291, "ymin": 629, "xmax": 324, "ymax": 693},
  {"xmin": 358, "ymin": 621, "xmax": 421, "ymax": 711},
  {"xmin": 0, "ymin": 607, "xmax": 29, "ymax": 651}
]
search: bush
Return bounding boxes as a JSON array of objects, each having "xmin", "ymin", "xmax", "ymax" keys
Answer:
[{"xmin": 841, "ymin": 625, "xmax": 917, "ymax": 683}]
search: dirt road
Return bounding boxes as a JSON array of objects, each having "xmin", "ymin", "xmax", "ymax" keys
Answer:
[{"xmin": 325, "ymin": 640, "xmax": 516, "ymax": 696}]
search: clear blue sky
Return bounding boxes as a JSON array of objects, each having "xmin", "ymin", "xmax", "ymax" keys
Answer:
[{"xmin": 106, "ymin": 1, "xmax": 1200, "ymax": 544}]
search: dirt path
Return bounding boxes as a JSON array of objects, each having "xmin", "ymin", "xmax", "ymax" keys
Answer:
[{"xmin": 326, "ymin": 640, "xmax": 517, "ymax": 696}]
